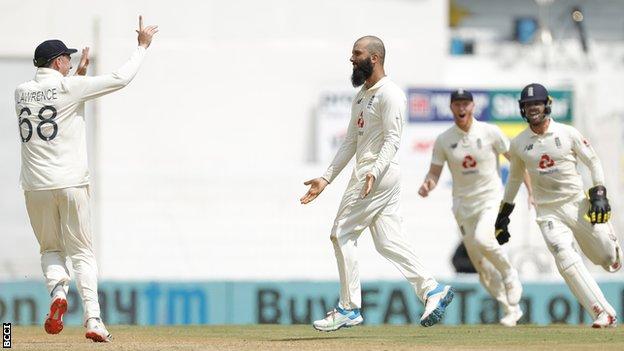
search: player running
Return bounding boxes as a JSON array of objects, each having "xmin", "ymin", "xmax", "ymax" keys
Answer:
[
  {"xmin": 418, "ymin": 89, "xmax": 528, "ymax": 326},
  {"xmin": 301, "ymin": 36, "xmax": 454, "ymax": 331},
  {"xmin": 14, "ymin": 16, "xmax": 157, "ymax": 342},
  {"xmin": 496, "ymin": 83, "xmax": 621, "ymax": 328}
]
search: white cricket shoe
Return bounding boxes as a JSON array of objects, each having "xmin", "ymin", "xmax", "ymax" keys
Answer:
[
  {"xmin": 500, "ymin": 305, "xmax": 523, "ymax": 327},
  {"xmin": 592, "ymin": 312, "xmax": 617, "ymax": 328},
  {"xmin": 313, "ymin": 307, "xmax": 363, "ymax": 332},
  {"xmin": 420, "ymin": 284, "xmax": 454, "ymax": 327},
  {"xmin": 504, "ymin": 278, "xmax": 522, "ymax": 306},
  {"xmin": 85, "ymin": 318, "xmax": 112, "ymax": 342}
]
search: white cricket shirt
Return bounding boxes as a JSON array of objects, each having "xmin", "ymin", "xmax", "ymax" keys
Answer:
[
  {"xmin": 323, "ymin": 77, "xmax": 405, "ymax": 183},
  {"xmin": 15, "ymin": 46, "xmax": 146, "ymax": 191},
  {"xmin": 503, "ymin": 119, "xmax": 605, "ymax": 205},
  {"xmin": 432, "ymin": 119, "xmax": 508, "ymax": 204}
]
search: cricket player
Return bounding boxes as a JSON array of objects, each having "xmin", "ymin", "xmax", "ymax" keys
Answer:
[
  {"xmin": 14, "ymin": 16, "xmax": 157, "ymax": 342},
  {"xmin": 418, "ymin": 89, "xmax": 526, "ymax": 327},
  {"xmin": 301, "ymin": 36, "xmax": 454, "ymax": 331},
  {"xmin": 497, "ymin": 83, "xmax": 621, "ymax": 328}
]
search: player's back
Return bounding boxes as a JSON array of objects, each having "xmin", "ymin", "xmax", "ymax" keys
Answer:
[{"xmin": 15, "ymin": 68, "xmax": 89, "ymax": 191}]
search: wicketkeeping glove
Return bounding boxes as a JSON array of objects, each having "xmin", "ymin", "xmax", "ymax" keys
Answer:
[
  {"xmin": 588, "ymin": 185, "xmax": 611, "ymax": 224},
  {"xmin": 495, "ymin": 202, "xmax": 515, "ymax": 245}
]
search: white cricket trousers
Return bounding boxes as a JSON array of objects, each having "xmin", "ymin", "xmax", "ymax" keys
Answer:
[
  {"xmin": 330, "ymin": 164, "xmax": 438, "ymax": 310},
  {"xmin": 24, "ymin": 185, "xmax": 101, "ymax": 324},
  {"xmin": 536, "ymin": 194, "xmax": 620, "ymax": 319},
  {"xmin": 455, "ymin": 201, "xmax": 518, "ymax": 311}
]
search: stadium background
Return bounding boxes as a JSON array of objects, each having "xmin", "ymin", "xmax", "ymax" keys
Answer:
[{"xmin": 1, "ymin": 0, "xmax": 623, "ymax": 327}]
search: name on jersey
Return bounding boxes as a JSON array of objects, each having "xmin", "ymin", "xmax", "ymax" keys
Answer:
[{"xmin": 17, "ymin": 88, "xmax": 58, "ymax": 103}]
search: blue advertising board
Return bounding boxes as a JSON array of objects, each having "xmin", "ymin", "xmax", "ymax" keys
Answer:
[
  {"xmin": 407, "ymin": 88, "xmax": 573, "ymax": 123},
  {"xmin": 0, "ymin": 279, "xmax": 621, "ymax": 326}
]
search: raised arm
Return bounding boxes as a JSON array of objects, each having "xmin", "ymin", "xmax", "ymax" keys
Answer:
[{"xmin": 69, "ymin": 16, "xmax": 158, "ymax": 102}]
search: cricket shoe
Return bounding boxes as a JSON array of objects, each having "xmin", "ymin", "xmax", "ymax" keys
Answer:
[
  {"xmin": 44, "ymin": 291, "xmax": 67, "ymax": 334},
  {"xmin": 420, "ymin": 284, "xmax": 454, "ymax": 327},
  {"xmin": 85, "ymin": 318, "xmax": 112, "ymax": 342},
  {"xmin": 592, "ymin": 312, "xmax": 617, "ymax": 328},
  {"xmin": 504, "ymin": 278, "xmax": 523, "ymax": 305},
  {"xmin": 313, "ymin": 306, "xmax": 363, "ymax": 332},
  {"xmin": 500, "ymin": 305, "xmax": 523, "ymax": 327}
]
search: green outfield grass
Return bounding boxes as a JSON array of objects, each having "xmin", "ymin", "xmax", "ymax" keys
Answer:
[{"xmin": 10, "ymin": 324, "xmax": 624, "ymax": 350}]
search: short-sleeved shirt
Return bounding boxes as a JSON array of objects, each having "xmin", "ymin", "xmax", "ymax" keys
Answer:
[{"xmin": 432, "ymin": 120, "xmax": 509, "ymax": 203}]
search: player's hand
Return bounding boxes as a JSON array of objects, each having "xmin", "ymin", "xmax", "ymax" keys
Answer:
[
  {"xmin": 300, "ymin": 177, "xmax": 329, "ymax": 204},
  {"xmin": 136, "ymin": 15, "xmax": 159, "ymax": 49},
  {"xmin": 360, "ymin": 173, "xmax": 375, "ymax": 199},
  {"xmin": 495, "ymin": 202, "xmax": 515, "ymax": 245},
  {"xmin": 418, "ymin": 178, "xmax": 435, "ymax": 197},
  {"xmin": 588, "ymin": 185, "xmax": 611, "ymax": 224},
  {"xmin": 74, "ymin": 47, "xmax": 90, "ymax": 76}
]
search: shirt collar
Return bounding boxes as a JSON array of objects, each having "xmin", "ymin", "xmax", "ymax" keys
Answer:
[
  {"xmin": 453, "ymin": 118, "xmax": 478, "ymax": 136},
  {"xmin": 35, "ymin": 67, "xmax": 64, "ymax": 81},
  {"xmin": 529, "ymin": 118, "xmax": 556, "ymax": 138},
  {"xmin": 361, "ymin": 76, "xmax": 388, "ymax": 93}
]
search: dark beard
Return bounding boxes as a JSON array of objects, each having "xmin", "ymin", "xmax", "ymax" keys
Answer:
[{"xmin": 351, "ymin": 57, "xmax": 373, "ymax": 87}]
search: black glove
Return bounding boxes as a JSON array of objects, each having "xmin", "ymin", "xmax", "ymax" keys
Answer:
[
  {"xmin": 495, "ymin": 202, "xmax": 515, "ymax": 245},
  {"xmin": 588, "ymin": 185, "xmax": 611, "ymax": 224}
]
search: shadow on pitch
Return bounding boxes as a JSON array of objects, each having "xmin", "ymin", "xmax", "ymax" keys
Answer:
[{"xmin": 271, "ymin": 336, "xmax": 360, "ymax": 342}]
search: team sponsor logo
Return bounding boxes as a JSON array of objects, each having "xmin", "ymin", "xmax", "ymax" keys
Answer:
[
  {"xmin": 538, "ymin": 154, "xmax": 559, "ymax": 174},
  {"xmin": 462, "ymin": 155, "xmax": 477, "ymax": 169},
  {"xmin": 356, "ymin": 98, "xmax": 363, "ymax": 104},
  {"xmin": 538, "ymin": 154, "xmax": 555, "ymax": 169},
  {"xmin": 525, "ymin": 144, "xmax": 534, "ymax": 151},
  {"xmin": 462, "ymin": 155, "xmax": 478, "ymax": 174},
  {"xmin": 555, "ymin": 137, "xmax": 561, "ymax": 149},
  {"xmin": 477, "ymin": 138, "xmax": 482, "ymax": 149},
  {"xmin": 450, "ymin": 143, "xmax": 458, "ymax": 149},
  {"xmin": 356, "ymin": 112, "xmax": 364, "ymax": 129}
]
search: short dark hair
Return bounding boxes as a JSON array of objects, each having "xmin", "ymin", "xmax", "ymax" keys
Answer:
[{"xmin": 356, "ymin": 36, "xmax": 385, "ymax": 65}]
